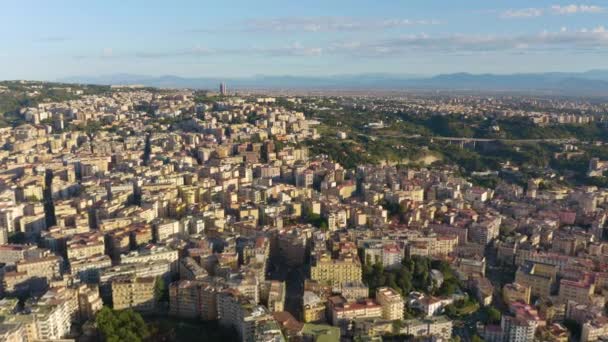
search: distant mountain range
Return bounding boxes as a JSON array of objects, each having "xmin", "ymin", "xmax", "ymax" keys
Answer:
[{"xmin": 58, "ymin": 70, "xmax": 608, "ymax": 95}]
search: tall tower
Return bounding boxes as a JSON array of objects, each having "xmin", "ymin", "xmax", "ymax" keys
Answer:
[{"xmin": 219, "ymin": 82, "xmax": 227, "ymax": 96}]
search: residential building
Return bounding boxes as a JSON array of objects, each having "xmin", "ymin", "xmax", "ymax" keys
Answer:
[{"xmin": 375, "ymin": 287, "xmax": 403, "ymax": 321}]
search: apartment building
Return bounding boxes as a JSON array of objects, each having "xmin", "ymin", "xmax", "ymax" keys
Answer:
[
  {"xmin": 217, "ymin": 289, "xmax": 278, "ymax": 342},
  {"xmin": 169, "ymin": 280, "xmax": 201, "ymax": 319},
  {"xmin": 302, "ymin": 291, "xmax": 326, "ymax": 323},
  {"xmin": 111, "ymin": 275, "xmax": 156, "ymax": 313},
  {"xmin": 153, "ymin": 219, "xmax": 180, "ymax": 242},
  {"xmin": 31, "ymin": 287, "xmax": 79, "ymax": 340},
  {"xmin": 559, "ymin": 272, "xmax": 595, "ymax": 305},
  {"xmin": 400, "ymin": 316, "xmax": 453, "ymax": 340},
  {"xmin": 330, "ymin": 297, "xmax": 382, "ymax": 326},
  {"xmin": 376, "ymin": 287, "xmax": 404, "ymax": 321},
  {"xmin": 259, "ymin": 280, "xmax": 285, "ymax": 313},
  {"xmin": 76, "ymin": 284, "xmax": 103, "ymax": 321},
  {"xmin": 310, "ymin": 252, "xmax": 362, "ymax": 287},
  {"xmin": 340, "ymin": 281, "xmax": 369, "ymax": 302},
  {"xmin": 2, "ymin": 255, "xmax": 62, "ymax": 295},
  {"xmin": 503, "ymin": 282, "xmax": 531, "ymax": 305},
  {"xmin": 120, "ymin": 245, "xmax": 179, "ymax": 273},
  {"xmin": 0, "ymin": 244, "xmax": 40, "ymax": 265},
  {"xmin": 69, "ymin": 254, "xmax": 112, "ymax": 283},
  {"xmin": 581, "ymin": 317, "xmax": 608, "ymax": 342},
  {"xmin": 515, "ymin": 261, "xmax": 556, "ymax": 299},
  {"xmin": 468, "ymin": 216, "xmax": 501, "ymax": 245},
  {"xmin": 498, "ymin": 302, "xmax": 544, "ymax": 342},
  {"xmin": 66, "ymin": 231, "xmax": 105, "ymax": 260},
  {"xmin": 0, "ymin": 324, "xmax": 25, "ymax": 342},
  {"xmin": 454, "ymin": 256, "xmax": 486, "ymax": 281},
  {"xmin": 169, "ymin": 278, "xmax": 226, "ymax": 320}
]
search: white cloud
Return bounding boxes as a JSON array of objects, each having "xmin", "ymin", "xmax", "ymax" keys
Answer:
[
  {"xmin": 551, "ymin": 4, "xmax": 604, "ymax": 14},
  {"xmin": 327, "ymin": 26, "xmax": 608, "ymax": 56},
  {"xmin": 243, "ymin": 16, "xmax": 440, "ymax": 32},
  {"xmin": 90, "ymin": 26, "xmax": 608, "ymax": 61},
  {"xmin": 254, "ymin": 42, "xmax": 324, "ymax": 56},
  {"xmin": 592, "ymin": 25, "xmax": 607, "ymax": 33},
  {"xmin": 136, "ymin": 47, "xmax": 214, "ymax": 59},
  {"xmin": 102, "ymin": 48, "xmax": 113, "ymax": 58},
  {"xmin": 501, "ymin": 8, "xmax": 544, "ymax": 18},
  {"xmin": 502, "ymin": 4, "xmax": 604, "ymax": 19}
]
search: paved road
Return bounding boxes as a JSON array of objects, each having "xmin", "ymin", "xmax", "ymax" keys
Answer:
[{"xmin": 376, "ymin": 133, "xmax": 578, "ymax": 144}]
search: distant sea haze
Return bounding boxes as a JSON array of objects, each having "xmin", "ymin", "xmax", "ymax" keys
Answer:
[{"xmin": 58, "ymin": 70, "xmax": 608, "ymax": 95}]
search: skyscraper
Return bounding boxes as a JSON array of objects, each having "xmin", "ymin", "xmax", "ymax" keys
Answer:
[{"xmin": 220, "ymin": 82, "xmax": 227, "ymax": 96}]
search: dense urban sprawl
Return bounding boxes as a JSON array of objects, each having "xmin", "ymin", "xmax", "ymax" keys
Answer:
[{"xmin": 0, "ymin": 81, "xmax": 608, "ymax": 341}]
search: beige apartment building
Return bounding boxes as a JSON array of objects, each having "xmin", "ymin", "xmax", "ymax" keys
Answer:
[
  {"xmin": 400, "ymin": 316, "xmax": 453, "ymax": 340},
  {"xmin": 169, "ymin": 278, "xmax": 226, "ymax": 320},
  {"xmin": 310, "ymin": 252, "xmax": 362, "ymax": 287},
  {"xmin": 559, "ymin": 272, "xmax": 595, "ymax": 305},
  {"xmin": 503, "ymin": 282, "xmax": 531, "ymax": 305},
  {"xmin": 302, "ymin": 291, "xmax": 326, "ymax": 323},
  {"xmin": 581, "ymin": 317, "xmax": 608, "ymax": 342},
  {"xmin": 331, "ymin": 298, "xmax": 382, "ymax": 326},
  {"xmin": 66, "ymin": 232, "xmax": 105, "ymax": 260},
  {"xmin": 111, "ymin": 275, "xmax": 156, "ymax": 313},
  {"xmin": 515, "ymin": 261, "xmax": 556, "ymax": 299},
  {"xmin": 77, "ymin": 284, "xmax": 103, "ymax": 321},
  {"xmin": 376, "ymin": 287, "xmax": 404, "ymax": 321}
]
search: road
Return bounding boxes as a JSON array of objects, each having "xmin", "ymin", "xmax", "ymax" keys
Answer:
[{"xmin": 375, "ymin": 132, "xmax": 579, "ymax": 144}]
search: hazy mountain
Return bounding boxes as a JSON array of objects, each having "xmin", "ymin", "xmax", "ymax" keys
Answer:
[{"xmin": 59, "ymin": 71, "xmax": 608, "ymax": 95}]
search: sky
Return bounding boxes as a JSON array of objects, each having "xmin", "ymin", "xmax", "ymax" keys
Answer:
[{"xmin": 1, "ymin": 0, "xmax": 608, "ymax": 80}]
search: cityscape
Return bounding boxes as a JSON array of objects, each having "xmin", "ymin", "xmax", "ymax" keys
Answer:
[{"xmin": 2, "ymin": 1, "xmax": 608, "ymax": 342}]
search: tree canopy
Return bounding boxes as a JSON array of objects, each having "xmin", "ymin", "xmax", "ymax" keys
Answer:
[
  {"xmin": 95, "ymin": 307, "xmax": 150, "ymax": 342},
  {"xmin": 362, "ymin": 256, "xmax": 461, "ymax": 297}
]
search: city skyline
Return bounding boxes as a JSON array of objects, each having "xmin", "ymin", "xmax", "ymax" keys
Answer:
[{"xmin": 2, "ymin": 0, "xmax": 608, "ymax": 80}]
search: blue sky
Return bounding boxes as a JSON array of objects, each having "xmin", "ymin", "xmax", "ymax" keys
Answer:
[{"xmin": 1, "ymin": 0, "xmax": 608, "ymax": 80}]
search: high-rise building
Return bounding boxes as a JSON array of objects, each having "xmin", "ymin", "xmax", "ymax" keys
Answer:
[
  {"xmin": 376, "ymin": 287, "xmax": 404, "ymax": 321},
  {"xmin": 220, "ymin": 82, "xmax": 227, "ymax": 96},
  {"xmin": 169, "ymin": 278, "xmax": 227, "ymax": 320}
]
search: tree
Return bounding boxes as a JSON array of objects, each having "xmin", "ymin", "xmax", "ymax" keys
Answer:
[
  {"xmin": 8, "ymin": 232, "xmax": 26, "ymax": 244},
  {"xmin": 563, "ymin": 319, "xmax": 581, "ymax": 340},
  {"xmin": 154, "ymin": 276, "xmax": 167, "ymax": 302},
  {"xmin": 392, "ymin": 320, "xmax": 404, "ymax": 334},
  {"xmin": 437, "ymin": 279, "xmax": 457, "ymax": 296},
  {"xmin": 319, "ymin": 221, "xmax": 328, "ymax": 231},
  {"xmin": 471, "ymin": 335, "xmax": 485, "ymax": 342},
  {"xmin": 95, "ymin": 307, "xmax": 150, "ymax": 342},
  {"xmin": 484, "ymin": 306, "xmax": 502, "ymax": 324},
  {"xmin": 444, "ymin": 304, "xmax": 459, "ymax": 318}
]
